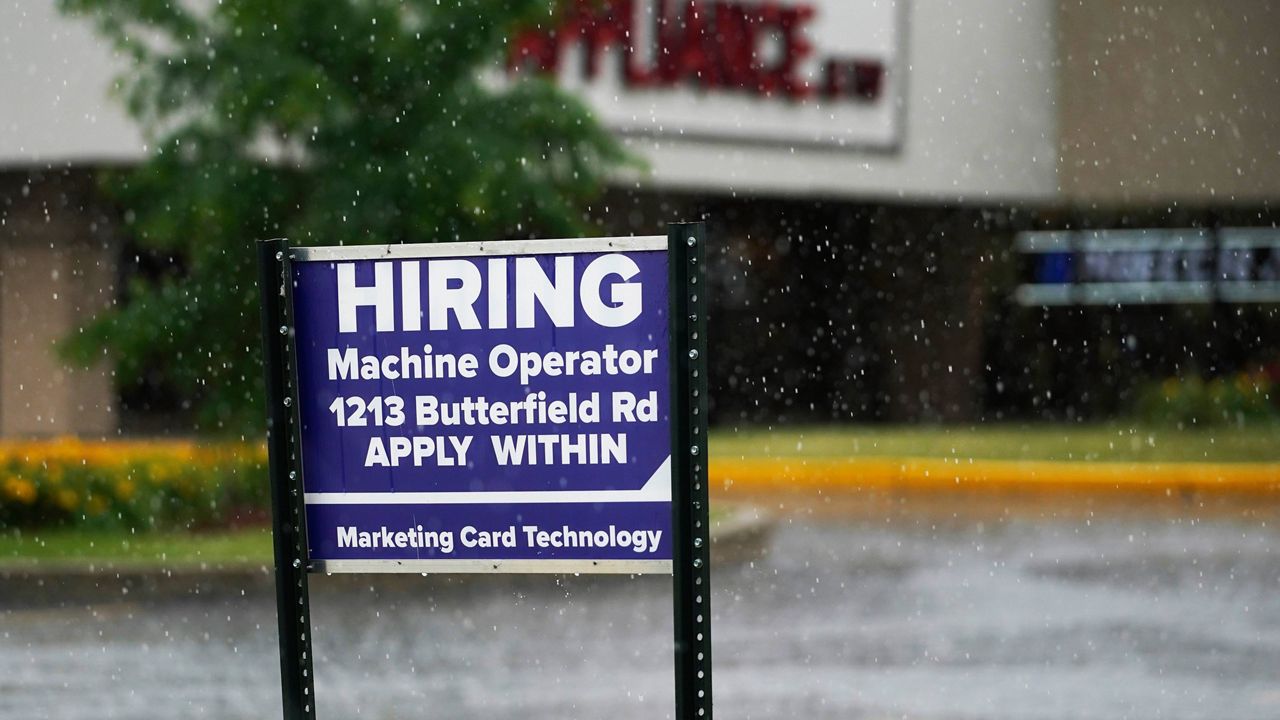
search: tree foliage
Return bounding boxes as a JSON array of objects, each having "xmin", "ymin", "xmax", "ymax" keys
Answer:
[{"xmin": 57, "ymin": 0, "xmax": 630, "ymax": 436}]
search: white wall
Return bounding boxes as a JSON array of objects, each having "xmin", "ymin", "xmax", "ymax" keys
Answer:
[
  {"xmin": 0, "ymin": 0, "xmax": 1059, "ymax": 203},
  {"xmin": 0, "ymin": 1, "xmax": 145, "ymax": 165},
  {"xmin": 625, "ymin": 0, "xmax": 1060, "ymax": 202}
]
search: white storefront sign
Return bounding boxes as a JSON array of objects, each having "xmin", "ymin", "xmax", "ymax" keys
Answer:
[{"xmin": 508, "ymin": 0, "xmax": 904, "ymax": 149}]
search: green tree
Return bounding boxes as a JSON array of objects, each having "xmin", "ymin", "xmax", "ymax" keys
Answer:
[{"xmin": 57, "ymin": 0, "xmax": 628, "ymax": 436}]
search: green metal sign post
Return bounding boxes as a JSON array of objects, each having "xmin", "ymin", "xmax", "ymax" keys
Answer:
[
  {"xmin": 257, "ymin": 239, "xmax": 317, "ymax": 720},
  {"xmin": 668, "ymin": 222, "xmax": 714, "ymax": 719}
]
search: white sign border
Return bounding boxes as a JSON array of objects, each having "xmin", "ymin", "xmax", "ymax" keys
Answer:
[
  {"xmin": 290, "ymin": 235, "xmax": 666, "ymax": 262},
  {"xmin": 290, "ymin": 234, "xmax": 675, "ymax": 575},
  {"xmin": 312, "ymin": 559, "xmax": 672, "ymax": 575}
]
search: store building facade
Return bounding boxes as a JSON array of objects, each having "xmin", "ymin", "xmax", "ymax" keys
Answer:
[{"xmin": 1, "ymin": 0, "xmax": 1277, "ymax": 435}]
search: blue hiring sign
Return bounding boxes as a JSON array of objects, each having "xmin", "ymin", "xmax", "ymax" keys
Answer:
[{"xmin": 288, "ymin": 237, "xmax": 673, "ymax": 574}]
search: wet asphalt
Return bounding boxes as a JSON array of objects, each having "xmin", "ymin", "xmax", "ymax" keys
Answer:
[{"xmin": 3, "ymin": 510, "xmax": 1279, "ymax": 719}]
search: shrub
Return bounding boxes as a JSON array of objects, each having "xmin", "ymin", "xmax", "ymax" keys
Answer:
[
  {"xmin": 0, "ymin": 439, "xmax": 268, "ymax": 532},
  {"xmin": 1133, "ymin": 369, "xmax": 1279, "ymax": 428}
]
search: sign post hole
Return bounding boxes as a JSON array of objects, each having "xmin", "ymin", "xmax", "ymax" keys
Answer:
[{"xmin": 257, "ymin": 222, "xmax": 711, "ymax": 718}]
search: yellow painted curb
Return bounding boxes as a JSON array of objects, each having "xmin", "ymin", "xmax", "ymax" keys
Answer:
[{"xmin": 709, "ymin": 457, "xmax": 1280, "ymax": 495}]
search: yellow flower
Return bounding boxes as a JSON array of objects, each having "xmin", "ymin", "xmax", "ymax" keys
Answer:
[
  {"xmin": 2, "ymin": 476, "xmax": 36, "ymax": 505},
  {"xmin": 54, "ymin": 488, "xmax": 79, "ymax": 512},
  {"xmin": 1235, "ymin": 373, "xmax": 1255, "ymax": 395},
  {"xmin": 86, "ymin": 495, "xmax": 108, "ymax": 516},
  {"xmin": 114, "ymin": 478, "xmax": 136, "ymax": 500}
]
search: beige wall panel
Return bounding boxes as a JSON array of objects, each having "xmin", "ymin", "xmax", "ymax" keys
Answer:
[
  {"xmin": 0, "ymin": 176, "xmax": 117, "ymax": 437},
  {"xmin": 1059, "ymin": 1, "xmax": 1280, "ymax": 206}
]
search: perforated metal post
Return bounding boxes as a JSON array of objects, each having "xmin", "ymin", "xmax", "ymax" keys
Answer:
[
  {"xmin": 257, "ymin": 238, "xmax": 317, "ymax": 720},
  {"xmin": 669, "ymin": 222, "xmax": 713, "ymax": 719}
]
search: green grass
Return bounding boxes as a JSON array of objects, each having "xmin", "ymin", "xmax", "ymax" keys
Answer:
[
  {"xmin": 0, "ymin": 527, "xmax": 272, "ymax": 568},
  {"xmin": 710, "ymin": 424, "xmax": 1280, "ymax": 463}
]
